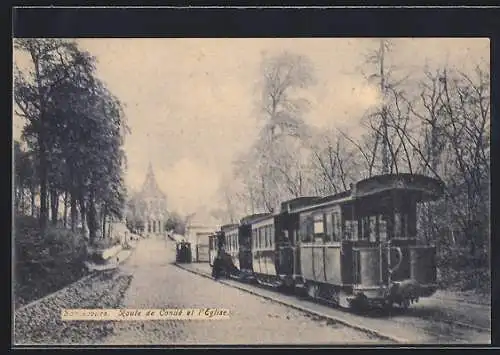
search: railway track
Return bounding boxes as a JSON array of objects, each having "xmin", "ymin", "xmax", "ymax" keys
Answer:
[{"xmin": 175, "ymin": 263, "xmax": 491, "ymax": 344}]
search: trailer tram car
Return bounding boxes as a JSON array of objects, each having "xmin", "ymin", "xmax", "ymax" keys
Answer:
[
  {"xmin": 246, "ymin": 198, "xmax": 319, "ymax": 290},
  {"xmin": 293, "ymin": 173, "xmax": 445, "ymax": 310},
  {"xmin": 221, "ymin": 223, "xmax": 240, "ymax": 271},
  {"xmin": 238, "ymin": 213, "xmax": 271, "ymax": 281}
]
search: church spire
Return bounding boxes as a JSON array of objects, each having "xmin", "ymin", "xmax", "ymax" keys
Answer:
[
  {"xmin": 146, "ymin": 161, "xmax": 154, "ymax": 179},
  {"xmin": 140, "ymin": 161, "xmax": 166, "ymax": 199}
]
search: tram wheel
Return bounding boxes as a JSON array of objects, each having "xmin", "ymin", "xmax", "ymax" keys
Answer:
[
  {"xmin": 381, "ymin": 300, "xmax": 394, "ymax": 314},
  {"xmin": 400, "ymin": 299, "xmax": 410, "ymax": 310},
  {"xmin": 349, "ymin": 294, "xmax": 370, "ymax": 314},
  {"xmin": 305, "ymin": 283, "xmax": 319, "ymax": 299}
]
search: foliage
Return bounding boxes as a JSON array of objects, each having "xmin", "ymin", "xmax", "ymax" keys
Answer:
[
  {"xmin": 14, "ymin": 215, "xmax": 88, "ymax": 308},
  {"xmin": 164, "ymin": 211, "xmax": 190, "ymax": 235},
  {"xmin": 14, "ymin": 38, "xmax": 129, "ymax": 243}
]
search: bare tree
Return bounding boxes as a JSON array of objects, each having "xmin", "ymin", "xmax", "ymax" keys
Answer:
[
  {"xmin": 307, "ymin": 128, "xmax": 361, "ymax": 195},
  {"xmin": 354, "ymin": 39, "xmax": 416, "ymax": 176},
  {"xmin": 259, "ymin": 51, "xmax": 316, "ymax": 137}
]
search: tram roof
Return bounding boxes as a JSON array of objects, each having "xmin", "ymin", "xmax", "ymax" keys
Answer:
[
  {"xmin": 353, "ymin": 173, "xmax": 445, "ymax": 201},
  {"xmin": 220, "ymin": 223, "xmax": 239, "ymax": 232},
  {"xmin": 289, "ymin": 173, "xmax": 445, "ymax": 214},
  {"xmin": 239, "ymin": 212, "xmax": 273, "ymax": 225}
]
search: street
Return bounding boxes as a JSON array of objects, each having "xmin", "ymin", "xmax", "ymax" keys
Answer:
[{"xmin": 102, "ymin": 237, "xmax": 380, "ymax": 345}]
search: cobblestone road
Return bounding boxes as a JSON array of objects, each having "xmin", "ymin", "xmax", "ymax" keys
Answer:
[{"xmin": 102, "ymin": 237, "xmax": 379, "ymax": 345}]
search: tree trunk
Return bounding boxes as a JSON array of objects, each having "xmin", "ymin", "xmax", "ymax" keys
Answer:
[
  {"xmin": 34, "ymin": 53, "xmax": 48, "ymax": 233},
  {"xmin": 30, "ymin": 187, "xmax": 36, "ymax": 217},
  {"xmin": 20, "ymin": 187, "xmax": 25, "ymax": 215},
  {"xmin": 70, "ymin": 192, "xmax": 78, "ymax": 232},
  {"xmin": 15, "ymin": 186, "xmax": 21, "ymax": 215},
  {"xmin": 39, "ymin": 148, "xmax": 48, "ymax": 232},
  {"xmin": 102, "ymin": 207, "xmax": 107, "ymax": 241},
  {"xmin": 63, "ymin": 191, "xmax": 68, "ymax": 228},
  {"xmin": 50, "ymin": 188, "xmax": 59, "ymax": 226},
  {"xmin": 87, "ymin": 192, "xmax": 98, "ymax": 244},
  {"xmin": 79, "ymin": 193, "xmax": 86, "ymax": 230}
]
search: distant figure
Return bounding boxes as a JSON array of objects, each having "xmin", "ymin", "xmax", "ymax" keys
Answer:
[
  {"xmin": 212, "ymin": 231, "xmax": 225, "ymax": 279},
  {"xmin": 212, "ymin": 253, "xmax": 224, "ymax": 279}
]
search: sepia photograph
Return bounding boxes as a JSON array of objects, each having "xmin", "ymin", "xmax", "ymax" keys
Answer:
[{"xmin": 12, "ymin": 37, "xmax": 491, "ymax": 345}]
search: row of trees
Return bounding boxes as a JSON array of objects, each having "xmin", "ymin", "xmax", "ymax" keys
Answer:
[
  {"xmin": 14, "ymin": 39, "xmax": 129, "ymax": 243},
  {"xmin": 215, "ymin": 41, "xmax": 490, "ymax": 268}
]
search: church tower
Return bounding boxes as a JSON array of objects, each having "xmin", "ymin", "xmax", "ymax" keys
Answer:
[{"xmin": 137, "ymin": 162, "xmax": 168, "ymax": 235}]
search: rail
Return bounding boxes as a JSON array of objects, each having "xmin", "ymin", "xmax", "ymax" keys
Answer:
[{"xmin": 175, "ymin": 263, "xmax": 491, "ymax": 344}]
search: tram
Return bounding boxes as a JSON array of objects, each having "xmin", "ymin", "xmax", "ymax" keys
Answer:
[{"xmin": 208, "ymin": 173, "xmax": 445, "ymax": 310}]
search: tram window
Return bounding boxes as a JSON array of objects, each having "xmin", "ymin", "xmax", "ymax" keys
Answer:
[
  {"xmin": 264, "ymin": 227, "xmax": 268, "ymax": 247},
  {"xmin": 344, "ymin": 220, "xmax": 352, "ymax": 240},
  {"xmin": 394, "ymin": 213, "xmax": 403, "ymax": 239},
  {"xmin": 324, "ymin": 213, "xmax": 332, "ymax": 242},
  {"xmin": 331, "ymin": 213, "xmax": 337, "ymax": 242},
  {"xmin": 270, "ymin": 227, "xmax": 275, "ymax": 246},
  {"xmin": 252, "ymin": 230, "xmax": 257, "ymax": 248},
  {"xmin": 301, "ymin": 215, "xmax": 313, "ymax": 242},
  {"xmin": 332, "ymin": 213, "xmax": 340, "ymax": 241},
  {"xmin": 313, "ymin": 214, "xmax": 324, "ymax": 235},
  {"xmin": 369, "ymin": 216, "xmax": 377, "ymax": 242},
  {"xmin": 345, "ymin": 220, "xmax": 358, "ymax": 241},
  {"xmin": 362, "ymin": 216, "xmax": 370, "ymax": 240},
  {"xmin": 394, "ymin": 212, "xmax": 409, "ymax": 239},
  {"xmin": 378, "ymin": 215, "xmax": 388, "ymax": 241}
]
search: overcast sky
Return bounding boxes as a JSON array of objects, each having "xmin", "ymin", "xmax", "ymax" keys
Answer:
[{"xmin": 13, "ymin": 38, "xmax": 489, "ymax": 223}]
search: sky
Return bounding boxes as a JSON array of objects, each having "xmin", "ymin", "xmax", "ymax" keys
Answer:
[{"xmin": 13, "ymin": 38, "xmax": 489, "ymax": 224}]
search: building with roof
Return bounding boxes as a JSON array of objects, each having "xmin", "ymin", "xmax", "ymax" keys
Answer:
[{"xmin": 129, "ymin": 162, "xmax": 169, "ymax": 235}]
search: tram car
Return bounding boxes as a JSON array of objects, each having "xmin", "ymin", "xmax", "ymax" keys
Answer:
[
  {"xmin": 238, "ymin": 213, "xmax": 272, "ymax": 281},
  {"xmin": 221, "ymin": 223, "xmax": 240, "ymax": 271},
  {"xmin": 245, "ymin": 198, "xmax": 318, "ymax": 290}
]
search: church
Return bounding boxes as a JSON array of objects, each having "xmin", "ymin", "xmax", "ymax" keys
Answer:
[{"xmin": 129, "ymin": 163, "xmax": 169, "ymax": 235}]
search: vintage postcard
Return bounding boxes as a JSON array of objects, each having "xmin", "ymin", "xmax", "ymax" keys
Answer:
[{"xmin": 13, "ymin": 35, "xmax": 491, "ymax": 346}]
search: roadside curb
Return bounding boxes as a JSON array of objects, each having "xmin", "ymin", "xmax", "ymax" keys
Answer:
[
  {"xmin": 174, "ymin": 263, "xmax": 407, "ymax": 344},
  {"xmin": 85, "ymin": 244, "xmax": 136, "ymax": 272}
]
